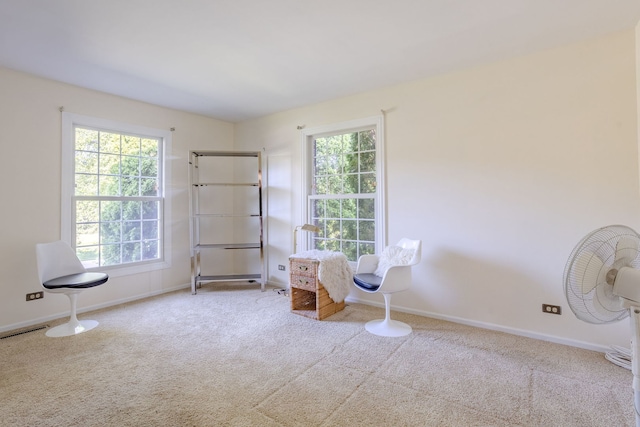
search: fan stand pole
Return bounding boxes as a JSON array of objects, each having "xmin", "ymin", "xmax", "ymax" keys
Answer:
[{"xmin": 630, "ymin": 307, "xmax": 640, "ymax": 427}]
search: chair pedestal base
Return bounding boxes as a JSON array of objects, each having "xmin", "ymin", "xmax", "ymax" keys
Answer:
[
  {"xmin": 46, "ymin": 319, "xmax": 99, "ymax": 337},
  {"xmin": 364, "ymin": 293, "xmax": 412, "ymax": 337},
  {"xmin": 365, "ymin": 318, "xmax": 412, "ymax": 337},
  {"xmin": 45, "ymin": 292, "xmax": 99, "ymax": 337}
]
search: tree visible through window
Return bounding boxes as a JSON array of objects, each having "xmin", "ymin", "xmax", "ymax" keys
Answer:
[
  {"xmin": 73, "ymin": 127, "xmax": 162, "ymax": 267},
  {"xmin": 309, "ymin": 128, "xmax": 377, "ymax": 262}
]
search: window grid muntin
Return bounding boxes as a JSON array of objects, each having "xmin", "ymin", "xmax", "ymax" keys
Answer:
[
  {"xmin": 73, "ymin": 124, "xmax": 163, "ymax": 268},
  {"xmin": 309, "ymin": 128, "xmax": 377, "ymax": 262}
]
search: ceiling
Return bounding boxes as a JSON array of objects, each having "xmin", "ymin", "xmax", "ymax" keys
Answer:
[{"xmin": 1, "ymin": 1, "xmax": 639, "ymax": 122}]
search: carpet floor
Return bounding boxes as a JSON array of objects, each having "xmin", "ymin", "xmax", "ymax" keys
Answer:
[{"xmin": 0, "ymin": 283, "xmax": 634, "ymax": 426}]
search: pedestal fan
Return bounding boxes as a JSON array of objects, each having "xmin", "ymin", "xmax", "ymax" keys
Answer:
[{"xmin": 564, "ymin": 225, "xmax": 640, "ymax": 426}]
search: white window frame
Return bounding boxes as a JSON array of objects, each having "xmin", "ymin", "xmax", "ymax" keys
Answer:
[
  {"xmin": 301, "ymin": 116, "xmax": 386, "ymax": 262},
  {"xmin": 61, "ymin": 112, "xmax": 172, "ymax": 278}
]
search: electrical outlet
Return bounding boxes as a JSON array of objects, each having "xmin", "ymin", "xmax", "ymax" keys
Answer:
[
  {"xmin": 278, "ymin": 264, "xmax": 286, "ymax": 271},
  {"xmin": 542, "ymin": 304, "xmax": 561, "ymax": 315},
  {"xmin": 26, "ymin": 292, "xmax": 44, "ymax": 302}
]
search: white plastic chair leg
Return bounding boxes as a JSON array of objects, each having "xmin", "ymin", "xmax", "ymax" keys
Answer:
[
  {"xmin": 364, "ymin": 293, "xmax": 412, "ymax": 337},
  {"xmin": 46, "ymin": 292, "xmax": 99, "ymax": 337}
]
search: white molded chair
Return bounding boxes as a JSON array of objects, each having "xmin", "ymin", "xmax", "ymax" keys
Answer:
[
  {"xmin": 36, "ymin": 241, "xmax": 108, "ymax": 337},
  {"xmin": 353, "ymin": 238, "xmax": 421, "ymax": 337}
]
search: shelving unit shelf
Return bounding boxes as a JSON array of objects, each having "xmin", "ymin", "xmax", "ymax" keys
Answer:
[{"xmin": 189, "ymin": 150, "xmax": 264, "ymax": 294}]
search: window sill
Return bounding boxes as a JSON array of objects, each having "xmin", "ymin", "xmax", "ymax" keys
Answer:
[{"xmin": 87, "ymin": 259, "xmax": 171, "ymax": 278}]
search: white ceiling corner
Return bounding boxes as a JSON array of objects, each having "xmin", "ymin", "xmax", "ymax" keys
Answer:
[{"xmin": 1, "ymin": 0, "xmax": 639, "ymax": 122}]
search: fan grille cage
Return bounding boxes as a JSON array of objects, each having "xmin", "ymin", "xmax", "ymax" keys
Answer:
[{"xmin": 564, "ymin": 225, "xmax": 640, "ymax": 324}]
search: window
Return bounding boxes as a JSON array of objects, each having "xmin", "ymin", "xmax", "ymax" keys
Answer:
[
  {"xmin": 302, "ymin": 116, "xmax": 385, "ymax": 262},
  {"xmin": 61, "ymin": 113, "xmax": 171, "ymax": 275}
]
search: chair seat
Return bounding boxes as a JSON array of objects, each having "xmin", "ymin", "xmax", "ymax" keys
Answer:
[
  {"xmin": 43, "ymin": 272, "xmax": 109, "ymax": 289},
  {"xmin": 353, "ymin": 273, "xmax": 382, "ymax": 291}
]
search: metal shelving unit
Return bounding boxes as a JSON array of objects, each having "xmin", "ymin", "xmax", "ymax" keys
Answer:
[{"xmin": 189, "ymin": 150, "xmax": 264, "ymax": 294}]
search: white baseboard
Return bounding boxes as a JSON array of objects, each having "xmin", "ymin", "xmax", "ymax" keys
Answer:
[
  {"xmin": 3, "ymin": 283, "xmax": 609, "ymax": 354},
  {"xmin": 344, "ymin": 296, "xmax": 609, "ymax": 353},
  {"xmin": 0, "ymin": 283, "xmax": 191, "ymax": 335},
  {"xmin": 2, "ymin": 280, "xmax": 288, "ymax": 335}
]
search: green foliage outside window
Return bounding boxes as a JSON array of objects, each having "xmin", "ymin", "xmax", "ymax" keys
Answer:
[
  {"xmin": 310, "ymin": 129, "xmax": 377, "ymax": 261},
  {"xmin": 74, "ymin": 127, "xmax": 161, "ymax": 267}
]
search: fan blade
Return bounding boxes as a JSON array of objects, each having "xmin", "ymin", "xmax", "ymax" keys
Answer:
[
  {"xmin": 574, "ymin": 251, "xmax": 606, "ymax": 294},
  {"xmin": 615, "ymin": 236, "xmax": 639, "ymax": 266},
  {"xmin": 593, "ymin": 283, "xmax": 626, "ymax": 315}
]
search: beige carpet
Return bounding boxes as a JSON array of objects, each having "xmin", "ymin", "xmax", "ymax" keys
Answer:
[{"xmin": 1, "ymin": 283, "xmax": 635, "ymax": 426}]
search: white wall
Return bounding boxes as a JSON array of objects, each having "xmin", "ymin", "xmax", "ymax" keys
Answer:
[
  {"xmin": 0, "ymin": 67, "xmax": 234, "ymax": 331},
  {"xmin": 236, "ymin": 30, "xmax": 640, "ymax": 350},
  {"xmin": 2, "ymin": 29, "xmax": 638, "ymax": 350},
  {"xmin": 637, "ymin": 21, "xmax": 640, "ymax": 151}
]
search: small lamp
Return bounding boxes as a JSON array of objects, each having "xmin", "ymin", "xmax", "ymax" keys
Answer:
[
  {"xmin": 276, "ymin": 224, "xmax": 321, "ymax": 296},
  {"xmin": 293, "ymin": 224, "xmax": 320, "ymax": 254}
]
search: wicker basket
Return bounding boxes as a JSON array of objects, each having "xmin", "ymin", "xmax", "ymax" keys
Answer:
[{"xmin": 289, "ymin": 257, "xmax": 345, "ymax": 320}]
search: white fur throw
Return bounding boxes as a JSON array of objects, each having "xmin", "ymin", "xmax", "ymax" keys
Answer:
[
  {"xmin": 290, "ymin": 250, "xmax": 353, "ymax": 303},
  {"xmin": 374, "ymin": 245, "xmax": 416, "ymax": 277}
]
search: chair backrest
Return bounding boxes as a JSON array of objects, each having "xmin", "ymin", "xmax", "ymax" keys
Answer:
[
  {"xmin": 396, "ymin": 238, "xmax": 422, "ymax": 266},
  {"xmin": 36, "ymin": 241, "xmax": 86, "ymax": 284}
]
